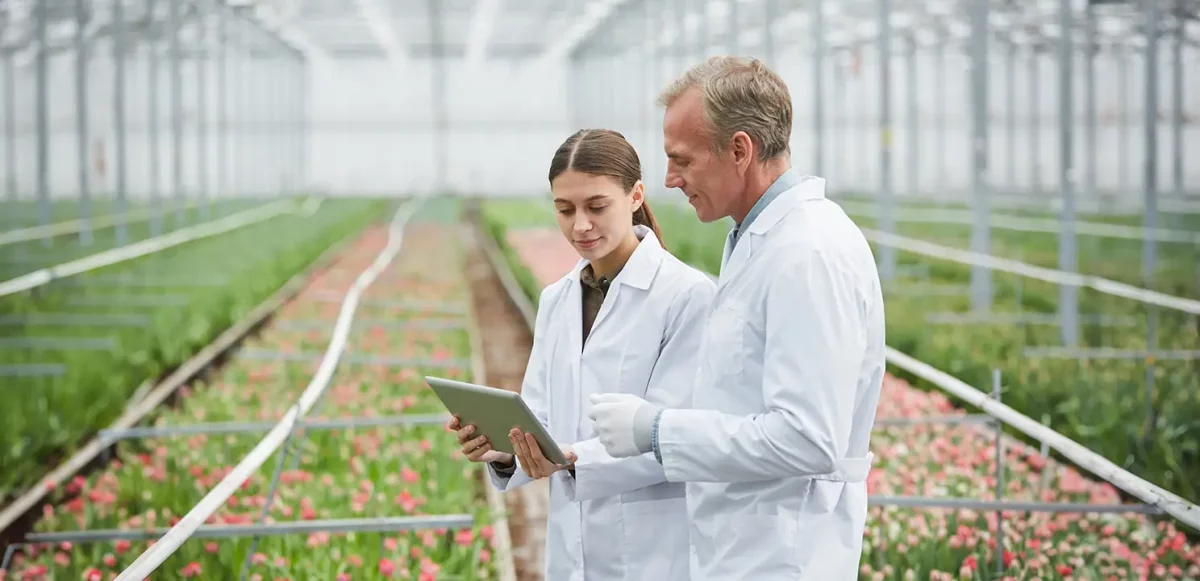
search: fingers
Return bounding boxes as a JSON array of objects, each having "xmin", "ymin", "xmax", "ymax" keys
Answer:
[
  {"xmin": 445, "ymin": 415, "xmax": 461, "ymax": 432},
  {"xmin": 463, "ymin": 436, "xmax": 494, "ymax": 462},
  {"xmin": 510, "ymin": 429, "xmax": 544, "ymax": 479},
  {"xmin": 455, "ymin": 423, "xmax": 476, "ymax": 445},
  {"xmin": 523, "ymin": 433, "xmax": 549, "ymax": 466}
]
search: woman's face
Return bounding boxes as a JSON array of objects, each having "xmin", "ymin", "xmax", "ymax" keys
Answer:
[{"xmin": 550, "ymin": 170, "xmax": 643, "ymax": 262}]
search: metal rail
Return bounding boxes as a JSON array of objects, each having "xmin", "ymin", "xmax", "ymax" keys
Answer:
[
  {"xmin": 233, "ymin": 347, "xmax": 470, "ymax": 369},
  {"xmin": 0, "ymin": 200, "xmax": 306, "ymax": 298},
  {"xmin": 98, "ymin": 413, "xmax": 450, "ymax": 443},
  {"xmin": 862, "ymin": 227, "xmax": 1200, "ymax": 316}
]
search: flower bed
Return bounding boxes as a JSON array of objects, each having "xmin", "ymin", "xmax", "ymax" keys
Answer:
[
  {"xmin": 480, "ymin": 200, "xmax": 1200, "ymax": 581},
  {"xmin": 5, "ymin": 219, "xmax": 505, "ymax": 581},
  {"xmin": 0, "ymin": 199, "xmax": 388, "ymax": 500}
]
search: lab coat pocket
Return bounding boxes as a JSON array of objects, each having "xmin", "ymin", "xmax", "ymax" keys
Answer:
[
  {"xmin": 703, "ymin": 301, "xmax": 746, "ymax": 380},
  {"xmin": 722, "ymin": 511, "xmax": 800, "ymax": 576},
  {"xmin": 621, "ymin": 496, "xmax": 691, "ymax": 581}
]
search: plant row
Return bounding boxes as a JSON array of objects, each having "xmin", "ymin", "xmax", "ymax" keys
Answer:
[
  {"xmin": 0, "ymin": 198, "xmax": 388, "ymax": 499},
  {"xmin": 6, "ymin": 210, "xmax": 505, "ymax": 580}
]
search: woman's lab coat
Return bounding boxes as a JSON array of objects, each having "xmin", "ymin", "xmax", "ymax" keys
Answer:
[
  {"xmin": 655, "ymin": 176, "xmax": 887, "ymax": 580},
  {"xmin": 487, "ymin": 225, "xmax": 715, "ymax": 581}
]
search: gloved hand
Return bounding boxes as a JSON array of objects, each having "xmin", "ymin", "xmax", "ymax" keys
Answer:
[{"xmin": 587, "ymin": 393, "xmax": 656, "ymax": 458}]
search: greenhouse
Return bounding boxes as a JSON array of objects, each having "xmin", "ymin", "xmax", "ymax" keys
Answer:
[{"xmin": 0, "ymin": 0, "xmax": 1198, "ymax": 579}]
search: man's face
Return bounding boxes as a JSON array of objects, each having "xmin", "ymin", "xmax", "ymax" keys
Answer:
[{"xmin": 662, "ymin": 87, "xmax": 744, "ymax": 223}]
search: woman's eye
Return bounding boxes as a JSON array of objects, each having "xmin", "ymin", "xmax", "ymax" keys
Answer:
[
  {"xmin": 556, "ymin": 208, "xmax": 573, "ymax": 215},
  {"xmin": 589, "ymin": 206, "xmax": 607, "ymax": 213}
]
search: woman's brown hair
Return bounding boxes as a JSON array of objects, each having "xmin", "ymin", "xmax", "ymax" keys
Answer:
[{"xmin": 548, "ymin": 129, "xmax": 666, "ymax": 250}]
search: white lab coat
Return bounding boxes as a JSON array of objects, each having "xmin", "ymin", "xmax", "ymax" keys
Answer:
[
  {"xmin": 488, "ymin": 225, "xmax": 716, "ymax": 581},
  {"xmin": 656, "ymin": 176, "xmax": 886, "ymax": 580}
]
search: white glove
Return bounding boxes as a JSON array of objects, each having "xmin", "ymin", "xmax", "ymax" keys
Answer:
[{"xmin": 588, "ymin": 393, "xmax": 654, "ymax": 458}]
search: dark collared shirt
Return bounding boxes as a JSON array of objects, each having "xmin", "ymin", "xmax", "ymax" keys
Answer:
[
  {"xmin": 492, "ymin": 263, "xmax": 617, "ymax": 477},
  {"xmin": 579, "ymin": 263, "xmax": 619, "ymax": 346}
]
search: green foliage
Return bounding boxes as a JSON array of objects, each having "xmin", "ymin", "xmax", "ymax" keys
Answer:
[{"xmin": 0, "ymin": 198, "xmax": 390, "ymax": 499}]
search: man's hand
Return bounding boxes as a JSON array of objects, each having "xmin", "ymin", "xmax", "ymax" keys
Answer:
[
  {"xmin": 587, "ymin": 393, "xmax": 655, "ymax": 458},
  {"xmin": 447, "ymin": 415, "xmax": 514, "ymax": 466},
  {"xmin": 510, "ymin": 428, "xmax": 577, "ymax": 479}
]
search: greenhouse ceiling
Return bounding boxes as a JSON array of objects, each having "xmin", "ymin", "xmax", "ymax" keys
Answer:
[{"xmin": 0, "ymin": 0, "xmax": 1196, "ymax": 64}]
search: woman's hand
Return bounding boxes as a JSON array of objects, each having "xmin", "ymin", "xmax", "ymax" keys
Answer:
[
  {"xmin": 510, "ymin": 428, "xmax": 577, "ymax": 479},
  {"xmin": 447, "ymin": 415, "xmax": 514, "ymax": 466}
]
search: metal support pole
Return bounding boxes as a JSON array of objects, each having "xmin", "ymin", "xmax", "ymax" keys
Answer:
[
  {"xmin": 1029, "ymin": 47, "xmax": 1040, "ymax": 196},
  {"xmin": 3, "ymin": 49, "xmax": 14, "ymax": 220},
  {"xmin": 812, "ymin": 0, "xmax": 824, "ymax": 179},
  {"xmin": 992, "ymin": 369, "xmax": 1005, "ymax": 577},
  {"xmin": 763, "ymin": 0, "xmax": 776, "ymax": 67},
  {"xmin": 728, "ymin": 0, "xmax": 739, "ymax": 54},
  {"xmin": 198, "ymin": 12, "xmax": 210, "ymax": 221},
  {"xmin": 1058, "ymin": 0, "xmax": 1078, "ymax": 348},
  {"xmin": 1142, "ymin": 0, "xmax": 1160, "ymax": 441},
  {"xmin": 1170, "ymin": 1, "xmax": 1184, "ymax": 203},
  {"xmin": 906, "ymin": 35, "xmax": 917, "ymax": 197},
  {"xmin": 833, "ymin": 52, "xmax": 844, "ymax": 186},
  {"xmin": 1117, "ymin": 46, "xmax": 1129, "ymax": 197},
  {"xmin": 297, "ymin": 54, "xmax": 308, "ymax": 196},
  {"xmin": 35, "ymin": 0, "xmax": 50, "ymax": 247},
  {"xmin": 170, "ymin": 0, "xmax": 185, "ymax": 229},
  {"xmin": 113, "ymin": 0, "xmax": 129, "ymax": 246},
  {"xmin": 1007, "ymin": 40, "xmax": 1017, "ymax": 195},
  {"xmin": 75, "ymin": 0, "xmax": 93, "ymax": 246},
  {"xmin": 969, "ymin": 0, "xmax": 991, "ymax": 312},
  {"xmin": 429, "ymin": 0, "xmax": 448, "ymax": 196},
  {"xmin": 1083, "ymin": 4, "xmax": 1096, "ymax": 204},
  {"xmin": 147, "ymin": 0, "xmax": 162, "ymax": 236},
  {"xmin": 217, "ymin": 8, "xmax": 228, "ymax": 214},
  {"xmin": 936, "ymin": 41, "xmax": 946, "ymax": 199},
  {"xmin": 878, "ymin": 0, "xmax": 895, "ymax": 282}
]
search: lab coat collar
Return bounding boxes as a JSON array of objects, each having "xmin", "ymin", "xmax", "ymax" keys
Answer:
[
  {"xmin": 566, "ymin": 224, "xmax": 663, "ymax": 291},
  {"xmin": 745, "ymin": 174, "xmax": 825, "ymax": 236},
  {"xmin": 717, "ymin": 175, "xmax": 826, "ymax": 286}
]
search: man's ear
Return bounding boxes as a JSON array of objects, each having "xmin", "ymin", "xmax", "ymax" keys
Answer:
[{"xmin": 730, "ymin": 131, "xmax": 754, "ymax": 174}]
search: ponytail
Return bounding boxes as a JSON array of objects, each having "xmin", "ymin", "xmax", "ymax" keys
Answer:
[{"xmin": 632, "ymin": 200, "xmax": 667, "ymax": 251}]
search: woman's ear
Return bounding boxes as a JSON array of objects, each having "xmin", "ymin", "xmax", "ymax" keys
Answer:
[{"xmin": 630, "ymin": 180, "xmax": 645, "ymax": 212}]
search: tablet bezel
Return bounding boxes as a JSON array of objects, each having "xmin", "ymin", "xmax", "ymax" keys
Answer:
[{"xmin": 424, "ymin": 375, "xmax": 571, "ymax": 466}]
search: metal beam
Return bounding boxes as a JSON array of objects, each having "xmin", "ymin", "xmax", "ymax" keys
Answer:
[
  {"xmin": 464, "ymin": 0, "xmax": 503, "ymax": 66},
  {"xmin": 546, "ymin": 0, "xmax": 635, "ymax": 63},
  {"xmin": 351, "ymin": 0, "xmax": 407, "ymax": 66},
  {"xmin": 23, "ymin": 516, "xmax": 476, "ymax": 544}
]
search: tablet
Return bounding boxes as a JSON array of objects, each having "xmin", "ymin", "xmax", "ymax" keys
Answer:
[{"xmin": 424, "ymin": 375, "xmax": 571, "ymax": 466}]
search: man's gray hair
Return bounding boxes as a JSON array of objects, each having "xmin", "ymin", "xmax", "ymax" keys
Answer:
[{"xmin": 657, "ymin": 56, "xmax": 793, "ymax": 162}]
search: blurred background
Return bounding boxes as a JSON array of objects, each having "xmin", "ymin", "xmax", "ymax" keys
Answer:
[{"xmin": 2, "ymin": 0, "xmax": 1199, "ymax": 579}]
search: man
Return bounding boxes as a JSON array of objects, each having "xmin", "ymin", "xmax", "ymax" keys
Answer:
[{"xmin": 587, "ymin": 56, "xmax": 885, "ymax": 580}]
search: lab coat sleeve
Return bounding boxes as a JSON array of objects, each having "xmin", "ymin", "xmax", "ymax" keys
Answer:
[
  {"xmin": 657, "ymin": 251, "xmax": 864, "ymax": 483},
  {"xmin": 564, "ymin": 277, "xmax": 715, "ymax": 503},
  {"xmin": 487, "ymin": 284, "xmax": 558, "ymax": 492}
]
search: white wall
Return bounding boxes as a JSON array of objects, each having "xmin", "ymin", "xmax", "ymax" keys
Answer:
[{"xmin": 307, "ymin": 58, "xmax": 570, "ymax": 198}]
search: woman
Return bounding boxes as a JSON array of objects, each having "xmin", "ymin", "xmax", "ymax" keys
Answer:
[{"xmin": 446, "ymin": 128, "xmax": 715, "ymax": 580}]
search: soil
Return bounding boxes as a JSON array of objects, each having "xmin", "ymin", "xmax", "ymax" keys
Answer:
[{"xmin": 461, "ymin": 224, "xmax": 550, "ymax": 581}]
